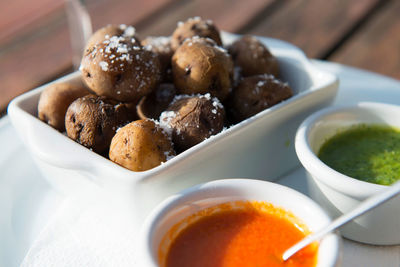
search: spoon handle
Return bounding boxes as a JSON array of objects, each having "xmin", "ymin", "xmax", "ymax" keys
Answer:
[{"xmin": 282, "ymin": 180, "xmax": 400, "ymax": 261}]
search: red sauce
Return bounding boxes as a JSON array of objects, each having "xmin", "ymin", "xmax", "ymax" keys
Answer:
[{"xmin": 159, "ymin": 201, "xmax": 318, "ymax": 267}]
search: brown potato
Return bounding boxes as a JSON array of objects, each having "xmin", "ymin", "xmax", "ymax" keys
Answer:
[
  {"xmin": 109, "ymin": 119, "xmax": 175, "ymax": 171},
  {"xmin": 159, "ymin": 94, "xmax": 225, "ymax": 152},
  {"xmin": 228, "ymin": 35, "xmax": 279, "ymax": 77},
  {"xmin": 171, "ymin": 17, "xmax": 222, "ymax": 51},
  {"xmin": 81, "ymin": 36, "xmax": 161, "ymax": 102},
  {"xmin": 65, "ymin": 94, "xmax": 133, "ymax": 155},
  {"xmin": 84, "ymin": 24, "xmax": 141, "ymax": 53},
  {"xmin": 228, "ymin": 74, "xmax": 293, "ymax": 122},
  {"xmin": 141, "ymin": 36, "xmax": 173, "ymax": 82},
  {"xmin": 172, "ymin": 37, "xmax": 233, "ymax": 101},
  {"xmin": 38, "ymin": 82, "xmax": 89, "ymax": 132}
]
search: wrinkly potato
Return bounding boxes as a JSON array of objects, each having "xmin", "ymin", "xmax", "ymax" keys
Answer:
[
  {"xmin": 172, "ymin": 37, "xmax": 233, "ymax": 101},
  {"xmin": 38, "ymin": 82, "xmax": 89, "ymax": 131},
  {"xmin": 65, "ymin": 94, "xmax": 133, "ymax": 155},
  {"xmin": 81, "ymin": 35, "xmax": 161, "ymax": 102},
  {"xmin": 228, "ymin": 74, "xmax": 293, "ymax": 122},
  {"xmin": 159, "ymin": 94, "xmax": 225, "ymax": 152},
  {"xmin": 109, "ymin": 119, "xmax": 175, "ymax": 171},
  {"xmin": 171, "ymin": 17, "xmax": 222, "ymax": 51},
  {"xmin": 228, "ymin": 35, "xmax": 279, "ymax": 77}
]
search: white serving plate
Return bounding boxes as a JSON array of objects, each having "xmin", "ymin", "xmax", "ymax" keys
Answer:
[
  {"xmin": 7, "ymin": 34, "xmax": 338, "ymax": 228},
  {"xmin": 2, "ymin": 61, "xmax": 400, "ymax": 266}
]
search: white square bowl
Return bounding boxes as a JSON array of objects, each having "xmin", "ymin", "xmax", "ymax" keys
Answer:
[
  {"xmin": 295, "ymin": 102, "xmax": 400, "ymax": 245},
  {"xmin": 139, "ymin": 179, "xmax": 340, "ymax": 267},
  {"xmin": 7, "ymin": 33, "xmax": 338, "ymax": 227}
]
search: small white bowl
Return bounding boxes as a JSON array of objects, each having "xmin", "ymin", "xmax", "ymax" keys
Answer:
[
  {"xmin": 138, "ymin": 179, "xmax": 341, "ymax": 267},
  {"xmin": 7, "ymin": 34, "xmax": 338, "ymax": 229},
  {"xmin": 295, "ymin": 102, "xmax": 400, "ymax": 245}
]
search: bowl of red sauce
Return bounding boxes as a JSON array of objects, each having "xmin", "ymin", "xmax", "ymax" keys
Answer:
[{"xmin": 138, "ymin": 179, "xmax": 341, "ymax": 267}]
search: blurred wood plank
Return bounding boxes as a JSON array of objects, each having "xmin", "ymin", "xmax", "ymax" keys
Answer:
[
  {"xmin": 0, "ymin": 0, "xmax": 63, "ymax": 45},
  {"xmin": 246, "ymin": 0, "xmax": 381, "ymax": 59},
  {"xmin": 0, "ymin": 0, "xmax": 177, "ymax": 111},
  {"xmin": 87, "ymin": 0, "xmax": 178, "ymax": 32},
  {"xmin": 330, "ymin": 0, "xmax": 400, "ymax": 80},
  {"xmin": 0, "ymin": 29, "xmax": 73, "ymax": 106},
  {"xmin": 136, "ymin": 0, "xmax": 275, "ymax": 37}
]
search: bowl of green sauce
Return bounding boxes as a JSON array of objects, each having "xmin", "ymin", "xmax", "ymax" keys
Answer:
[
  {"xmin": 295, "ymin": 102, "xmax": 400, "ymax": 245},
  {"xmin": 319, "ymin": 124, "xmax": 400, "ymax": 186}
]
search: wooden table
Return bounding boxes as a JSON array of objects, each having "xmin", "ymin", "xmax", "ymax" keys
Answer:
[
  {"xmin": 1, "ymin": 0, "xmax": 399, "ymax": 115},
  {"xmin": 2, "ymin": 1, "xmax": 400, "ymax": 266}
]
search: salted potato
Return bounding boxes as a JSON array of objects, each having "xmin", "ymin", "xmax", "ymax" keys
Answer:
[
  {"xmin": 171, "ymin": 16, "xmax": 222, "ymax": 51},
  {"xmin": 142, "ymin": 36, "xmax": 173, "ymax": 82},
  {"xmin": 38, "ymin": 82, "xmax": 89, "ymax": 131},
  {"xmin": 81, "ymin": 35, "xmax": 161, "ymax": 102},
  {"xmin": 109, "ymin": 119, "xmax": 175, "ymax": 171},
  {"xmin": 160, "ymin": 94, "xmax": 225, "ymax": 152},
  {"xmin": 84, "ymin": 24, "xmax": 141, "ymax": 53},
  {"xmin": 172, "ymin": 37, "xmax": 233, "ymax": 101},
  {"xmin": 228, "ymin": 35, "xmax": 279, "ymax": 77},
  {"xmin": 228, "ymin": 74, "xmax": 293, "ymax": 122},
  {"xmin": 65, "ymin": 94, "xmax": 133, "ymax": 155}
]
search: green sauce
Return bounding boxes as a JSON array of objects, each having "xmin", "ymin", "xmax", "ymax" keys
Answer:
[{"xmin": 318, "ymin": 124, "xmax": 400, "ymax": 185}]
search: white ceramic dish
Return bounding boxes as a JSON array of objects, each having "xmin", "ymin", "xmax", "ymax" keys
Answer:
[
  {"xmin": 139, "ymin": 179, "xmax": 341, "ymax": 267},
  {"xmin": 295, "ymin": 102, "xmax": 400, "ymax": 245},
  {"xmin": 7, "ymin": 33, "xmax": 338, "ymax": 228}
]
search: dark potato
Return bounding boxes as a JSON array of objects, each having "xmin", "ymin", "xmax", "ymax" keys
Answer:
[
  {"xmin": 160, "ymin": 94, "xmax": 225, "ymax": 152},
  {"xmin": 38, "ymin": 82, "xmax": 89, "ymax": 132},
  {"xmin": 171, "ymin": 17, "xmax": 222, "ymax": 51},
  {"xmin": 228, "ymin": 74, "xmax": 293, "ymax": 122},
  {"xmin": 228, "ymin": 35, "xmax": 279, "ymax": 77},
  {"xmin": 65, "ymin": 94, "xmax": 133, "ymax": 155},
  {"xmin": 109, "ymin": 119, "xmax": 175, "ymax": 171},
  {"xmin": 172, "ymin": 37, "xmax": 233, "ymax": 101},
  {"xmin": 81, "ymin": 35, "xmax": 161, "ymax": 102},
  {"xmin": 142, "ymin": 36, "xmax": 173, "ymax": 82}
]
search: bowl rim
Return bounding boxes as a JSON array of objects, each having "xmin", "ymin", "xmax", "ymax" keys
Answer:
[
  {"xmin": 139, "ymin": 178, "xmax": 341, "ymax": 267},
  {"xmin": 295, "ymin": 101, "xmax": 399, "ymax": 199}
]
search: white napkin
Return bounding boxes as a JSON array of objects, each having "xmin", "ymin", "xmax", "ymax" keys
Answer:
[{"xmin": 21, "ymin": 197, "xmax": 140, "ymax": 267}]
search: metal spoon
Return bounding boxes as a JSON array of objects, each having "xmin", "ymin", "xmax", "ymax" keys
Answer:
[{"xmin": 282, "ymin": 180, "xmax": 400, "ymax": 261}]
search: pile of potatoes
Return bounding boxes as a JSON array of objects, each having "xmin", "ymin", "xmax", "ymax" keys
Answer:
[{"xmin": 38, "ymin": 17, "xmax": 293, "ymax": 172}]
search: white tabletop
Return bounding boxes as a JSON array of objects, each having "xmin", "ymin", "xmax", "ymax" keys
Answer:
[{"xmin": 1, "ymin": 60, "xmax": 400, "ymax": 266}]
